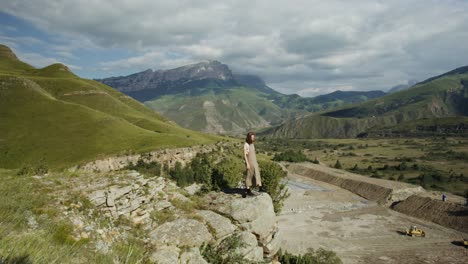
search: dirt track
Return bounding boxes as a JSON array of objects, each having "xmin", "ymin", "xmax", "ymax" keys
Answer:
[{"xmin": 277, "ymin": 170, "xmax": 468, "ymax": 264}]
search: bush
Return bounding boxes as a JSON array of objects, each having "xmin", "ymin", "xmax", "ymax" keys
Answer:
[
  {"xmin": 211, "ymin": 157, "xmax": 244, "ymax": 189},
  {"xmin": 201, "ymin": 234, "xmax": 248, "ymax": 263},
  {"xmin": 258, "ymin": 160, "xmax": 289, "ymax": 213},
  {"xmin": 169, "ymin": 161, "xmax": 194, "ymax": 187},
  {"xmin": 125, "ymin": 159, "xmax": 161, "ymax": 177},
  {"xmin": 334, "ymin": 160, "xmax": 342, "ymax": 169},
  {"xmin": 273, "ymin": 150, "xmax": 309, "ymax": 163},
  {"xmin": 190, "ymin": 153, "xmax": 213, "ymax": 189},
  {"xmin": 17, "ymin": 163, "xmax": 49, "ymax": 176},
  {"xmin": 278, "ymin": 248, "xmax": 342, "ymax": 264},
  {"xmin": 398, "ymin": 174, "xmax": 405, "ymax": 181}
]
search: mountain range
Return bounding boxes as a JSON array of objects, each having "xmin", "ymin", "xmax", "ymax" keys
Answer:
[
  {"xmin": 261, "ymin": 66, "xmax": 468, "ymax": 138},
  {"xmin": 97, "ymin": 61, "xmax": 385, "ymax": 135},
  {"xmin": 0, "ymin": 45, "xmax": 220, "ymax": 169}
]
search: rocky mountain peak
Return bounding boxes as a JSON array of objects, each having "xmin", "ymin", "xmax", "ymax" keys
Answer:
[{"xmin": 168, "ymin": 60, "xmax": 233, "ymax": 81}]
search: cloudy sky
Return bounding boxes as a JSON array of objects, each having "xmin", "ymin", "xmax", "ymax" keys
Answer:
[{"xmin": 1, "ymin": 0, "xmax": 468, "ymax": 96}]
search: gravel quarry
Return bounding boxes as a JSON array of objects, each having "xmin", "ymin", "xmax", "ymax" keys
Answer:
[{"xmin": 278, "ymin": 164, "xmax": 468, "ymax": 264}]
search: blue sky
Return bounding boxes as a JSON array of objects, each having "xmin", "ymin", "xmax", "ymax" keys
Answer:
[
  {"xmin": 0, "ymin": 11, "xmax": 136, "ymax": 78},
  {"xmin": 1, "ymin": 0, "xmax": 468, "ymax": 96}
]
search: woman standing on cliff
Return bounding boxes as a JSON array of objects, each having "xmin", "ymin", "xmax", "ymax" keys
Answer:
[{"xmin": 243, "ymin": 131, "xmax": 264, "ymax": 197}]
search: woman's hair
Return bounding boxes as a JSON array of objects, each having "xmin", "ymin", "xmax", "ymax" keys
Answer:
[{"xmin": 245, "ymin": 131, "xmax": 255, "ymax": 144}]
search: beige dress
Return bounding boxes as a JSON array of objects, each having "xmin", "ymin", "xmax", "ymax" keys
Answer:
[{"xmin": 244, "ymin": 142, "xmax": 261, "ymax": 187}]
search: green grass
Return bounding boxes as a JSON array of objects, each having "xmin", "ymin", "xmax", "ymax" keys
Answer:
[
  {"xmin": 145, "ymin": 86, "xmax": 297, "ymax": 133},
  {"xmin": 0, "ymin": 168, "xmax": 150, "ymax": 263},
  {"xmin": 0, "ymin": 45, "xmax": 224, "ymax": 169},
  {"xmin": 258, "ymin": 138, "xmax": 468, "ymax": 196}
]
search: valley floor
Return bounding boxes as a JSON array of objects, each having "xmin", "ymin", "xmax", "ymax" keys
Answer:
[{"xmin": 277, "ymin": 170, "xmax": 468, "ymax": 264}]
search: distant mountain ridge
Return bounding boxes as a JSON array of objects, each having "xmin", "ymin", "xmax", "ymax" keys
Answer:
[
  {"xmin": 261, "ymin": 65, "xmax": 468, "ymax": 138},
  {"xmin": 97, "ymin": 61, "xmax": 386, "ymax": 135},
  {"xmin": 388, "ymin": 80, "xmax": 418, "ymax": 93}
]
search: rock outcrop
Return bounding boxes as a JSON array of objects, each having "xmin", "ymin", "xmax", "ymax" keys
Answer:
[
  {"xmin": 76, "ymin": 143, "xmax": 223, "ymax": 173},
  {"xmin": 81, "ymin": 170, "xmax": 281, "ymax": 263},
  {"xmin": 206, "ymin": 192, "xmax": 282, "ymax": 259}
]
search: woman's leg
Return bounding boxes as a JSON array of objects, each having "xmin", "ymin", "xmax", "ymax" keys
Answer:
[{"xmin": 245, "ymin": 169, "xmax": 253, "ymax": 189}]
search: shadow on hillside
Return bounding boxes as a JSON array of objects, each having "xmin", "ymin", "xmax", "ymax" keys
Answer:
[
  {"xmin": 448, "ymin": 209, "xmax": 468, "ymax": 217},
  {"xmin": 395, "ymin": 230, "xmax": 407, "ymax": 236},
  {"xmin": 1, "ymin": 255, "xmax": 32, "ymax": 264},
  {"xmin": 451, "ymin": 241, "xmax": 466, "ymax": 247},
  {"xmin": 221, "ymin": 188, "xmax": 246, "ymax": 195}
]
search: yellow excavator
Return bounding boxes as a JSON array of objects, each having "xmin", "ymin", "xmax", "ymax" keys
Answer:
[
  {"xmin": 463, "ymin": 238, "xmax": 468, "ymax": 248},
  {"xmin": 406, "ymin": 225, "xmax": 425, "ymax": 237}
]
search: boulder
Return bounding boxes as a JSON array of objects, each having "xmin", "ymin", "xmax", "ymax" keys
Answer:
[
  {"xmin": 180, "ymin": 247, "xmax": 208, "ymax": 264},
  {"xmin": 150, "ymin": 245, "xmax": 180, "ymax": 264},
  {"xmin": 264, "ymin": 230, "xmax": 282, "ymax": 257},
  {"xmin": 235, "ymin": 231, "xmax": 264, "ymax": 262},
  {"xmin": 208, "ymin": 192, "xmax": 276, "ymax": 240},
  {"xmin": 184, "ymin": 183, "xmax": 202, "ymax": 195},
  {"xmin": 196, "ymin": 210, "xmax": 237, "ymax": 240},
  {"xmin": 149, "ymin": 218, "xmax": 213, "ymax": 248}
]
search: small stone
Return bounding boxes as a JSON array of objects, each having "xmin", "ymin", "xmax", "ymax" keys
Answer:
[{"xmin": 81, "ymin": 232, "xmax": 89, "ymax": 239}]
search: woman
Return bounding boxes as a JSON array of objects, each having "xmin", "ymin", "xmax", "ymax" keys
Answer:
[{"xmin": 243, "ymin": 131, "xmax": 264, "ymax": 197}]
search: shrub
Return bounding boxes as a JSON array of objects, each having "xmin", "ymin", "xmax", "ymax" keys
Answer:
[
  {"xmin": 52, "ymin": 222, "xmax": 75, "ymax": 245},
  {"xmin": 151, "ymin": 209, "xmax": 176, "ymax": 225},
  {"xmin": 278, "ymin": 248, "xmax": 342, "ymax": 264},
  {"xmin": 273, "ymin": 150, "xmax": 309, "ymax": 163},
  {"xmin": 169, "ymin": 162, "xmax": 194, "ymax": 187},
  {"xmin": 125, "ymin": 159, "xmax": 161, "ymax": 177},
  {"xmin": 190, "ymin": 153, "xmax": 213, "ymax": 189},
  {"xmin": 201, "ymin": 234, "xmax": 248, "ymax": 263},
  {"xmin": 17, "ymin": 163, "xmax": 49, "ymax": 176},
  {"xmin": 396, "ymin": 162, "xmax": 407, "ymax": 171},
  {"xmin": 398, "ymin": 174, "xmax": 405, "ymax": 181},
  {"xmin": 258, "ymin": 160, "xmax": 289, "ymax": 213},
  {"xmin": 211, "ymin": 157, "xmax": 244, "ymax": 189},
  {"xmin": 334, "ymin": 160, "xmax": 342, "ymax": 169}
]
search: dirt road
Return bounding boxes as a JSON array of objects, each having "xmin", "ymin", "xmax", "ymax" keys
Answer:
[{"xmin": 277, "ymin": 170, "xmax": 468, "ymax": 264}]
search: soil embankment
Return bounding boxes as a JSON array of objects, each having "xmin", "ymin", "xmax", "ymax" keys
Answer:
[
  {"xmin": 393, "ymin": 195, "xmax": 467, "ymax": 233},
  {"xmin": 286, "ymin": 163, "xmax": 424, "ymax": 205},
  {"xmin": 278, "ymin": 173, "xmax": 468, "ymax": 264},
  {"xmin": 286, "ymin": 163, "xmax": 467, "ymax": 233}
]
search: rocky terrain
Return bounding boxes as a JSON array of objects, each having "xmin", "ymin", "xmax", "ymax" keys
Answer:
[
  {"xmin": 279, "ymin": 165, "xmax": 468, "ymax": 264},
  {"xmin": 284, "ymin": 162, "xmax": 467, "ymax": 233},
  {"xmin": 75, "ymin": 143, "xmax": 223, "ymax": 173},
  {"xmin": 45, "ymin": 168, "xmax": 281, "ymax": 263}
]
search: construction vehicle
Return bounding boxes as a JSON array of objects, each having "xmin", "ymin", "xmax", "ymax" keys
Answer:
[
  {"xmin": 406, "ymin": 226, "xmax": 425, "ymax": 237},
  {"xmin": 463, "ymin": 238, "xmax": 468, "ymax": 248}
]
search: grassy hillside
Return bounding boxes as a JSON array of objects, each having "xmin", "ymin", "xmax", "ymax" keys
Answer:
[
  {"xmin": 145, "ymin": 86, "xmax": 306, "ymax": 135},
  {"xmin": 262, "ymin": 67, "xmax": 468, "ymax": 138},
  {"xmin": 0, "ymin": 45, "xmax": 221, "ymax": 169},
  {"xmin": 269, "ymin": 90, "xmax": 386, "ymax": 112}
]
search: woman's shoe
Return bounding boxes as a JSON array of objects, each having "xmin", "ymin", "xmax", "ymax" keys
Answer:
[{"xmin": 245, "ymin": 189, "xmax": 256, "ymax": 197}]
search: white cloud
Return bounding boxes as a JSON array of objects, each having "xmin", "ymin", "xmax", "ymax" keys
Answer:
[
  {"xmin": 2, "ymin": 0, "xmax": 468, "ymax": 96},
  {"xmin": 16, "ymin": 52, "xmax": 82, "ymax": 70}
]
